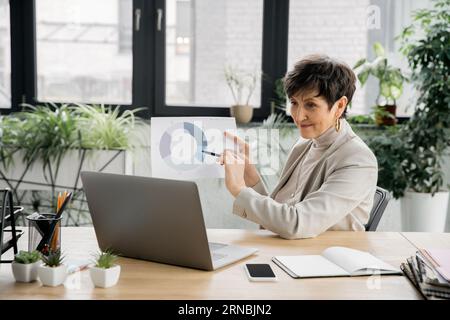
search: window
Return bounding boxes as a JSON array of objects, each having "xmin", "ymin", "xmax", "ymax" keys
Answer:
[
  {"xmin": 35, "ymin": 0, "xmax": 133, "ymax": 104},
  {"xmin": 0, "ymin": 0, "xmax": 11, "ymax": 109},
  {"xmin": 3, "ymin": 0, "xmax": 284, "ymax": 119},
  {"xmin": 2, "ymin": 0, "xmax": 434, "ymax": 118},
  {"xmin": 366, "ymin": 0, "xmax": 433, "ymax": 117},
  {"xmin": 164, "ymin": 0, "xmax": 264, "ymax": 108},
  {"xmin": 288, "ymin": 0, "xmax": 371, "ymax": 115},
  {"xmin": 288, "ymin": 0, "xmax": 432, "ymax": 117}
]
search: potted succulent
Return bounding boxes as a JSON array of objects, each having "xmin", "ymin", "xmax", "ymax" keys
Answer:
[
  {"xmin": 397, "ymin": 0, "xmax": 450, "ymax": 231},
  {"xmin": 90, "ymin": 249, "xmax": 121, "ymax": 288},
  {"xmin": 353, "ymin": 42, "xmax": 406, "ymax": 126},
  {"xmin": 11, "ymin": 250, "xmax": 41, "ymax": 283},
  {"xmin": 38, "ymin": 249, "xmax": 67, "ymax": 287},
  {"xmin": 224, "ymin": 65, "xmax": 259, "ymax": 124}
]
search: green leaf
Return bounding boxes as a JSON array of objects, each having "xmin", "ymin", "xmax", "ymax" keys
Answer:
[
  {"xmin": 390, "ymin": 85, "xmax": 402, "ymax": 100},
  {"xmin": 353, "ymin": 58, "xmax": 367, "ymax": 69},
  {"xmin": 357, "ymin": 67, "xmax": 371, "ymax": 86},
  {"xmin": 14, "ymin": 250, "xmax": 41, "ymax": 264},
  {"xmin": 380, "ymin": 82, "xmax": 391, "ymax": 98},
  {"xmin": 41, "ymin": 249, "xmax": 64, "ymax": 267},
  {"xmin": 373, "ymin": 42, "xmax": 385, "ymax": 57},
  {"xmin": 93, "ymin": 249, "xmax": 118, "ymax": 269}
]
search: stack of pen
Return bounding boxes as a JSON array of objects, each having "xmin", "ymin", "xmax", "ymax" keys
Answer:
[
  {"xmin": 34, "ymin": 191, "xmax": 72, "ymax": 254},
  {"xmin": 50, "ymin": 191, "xmax": 69, "ymax": 250},
  {"xmin": 401, "ymin": 249, "xmax": 450, "ymax": 300}
]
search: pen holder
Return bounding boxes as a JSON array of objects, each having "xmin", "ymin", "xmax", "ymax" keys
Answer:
[{"xmin": 26, "ymin": 213, "xmax": 62, "ymax": 255}]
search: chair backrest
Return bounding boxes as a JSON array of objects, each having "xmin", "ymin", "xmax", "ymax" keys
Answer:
[{"xmin": 365, "ymin": 187, "xmax": 391, "ymax": 231}]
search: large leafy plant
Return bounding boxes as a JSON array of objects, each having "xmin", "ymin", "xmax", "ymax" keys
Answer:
[
  {"xmin": 74, "ymin": 104, "xmax": 144, "ymax": 150},
  {"xmin": 0, "ymin": 104, "xmax": 144, "ymax": 168},
  {"xmin": 365, "ymin": 129, "xmax": 410, "ymax": 199},
  {"xmin": 0, "ymin": 104, "xmax": 145, "ymax": 210},
  {"xmin": 354, "ymin": 42, "xmax": 406, "ymax": 106},
  {"xmin": 354, "ymin": 42, "xmax": 407, "ymax": 126},
  {"xmin": 397, "ymin": 0, "xmax": 450, "ymax": 195}
]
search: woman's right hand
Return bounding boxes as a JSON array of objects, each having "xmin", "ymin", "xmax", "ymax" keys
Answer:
[{"xmin": 223, "ymin": 131, "xmax": 260, "ymax": 187}]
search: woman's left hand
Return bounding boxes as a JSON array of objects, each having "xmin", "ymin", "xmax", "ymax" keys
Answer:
[{"xmin": 218, "ymin": 150, "xmax": 246, "ymax": 197}]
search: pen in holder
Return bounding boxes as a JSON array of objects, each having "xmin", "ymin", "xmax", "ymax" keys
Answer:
[
  {"xmin": 27, "ymin": 191, "xmax": 72, "ymax": 255},
  {"xmin": 26, "ymin": 213, "xmax": 62, "ymax": 255}
]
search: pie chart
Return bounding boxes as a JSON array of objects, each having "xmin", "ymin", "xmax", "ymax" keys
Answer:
[{"xmin": 159, "ymin": 121, "xmax": 208, "ymax": 170}]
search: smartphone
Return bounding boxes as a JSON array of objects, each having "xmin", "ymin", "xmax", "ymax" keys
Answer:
[{"xmin": 244, "ymin": 263, "xmax": 277, "ymax": 282}]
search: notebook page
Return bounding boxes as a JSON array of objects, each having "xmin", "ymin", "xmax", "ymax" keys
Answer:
[
  {"xmin": 274, "ymin": 255, "xmax": 349, "ymax": 278},
  {"xmin": 322, "ymin": 247, "xmax": 400, "ymax": 275}
]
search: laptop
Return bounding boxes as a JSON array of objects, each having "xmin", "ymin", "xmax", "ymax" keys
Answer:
[{"xmin": 80, "ymin": 171, "xmax": 258, "ymax": 271}]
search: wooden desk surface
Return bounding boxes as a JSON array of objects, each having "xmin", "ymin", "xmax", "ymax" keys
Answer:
[{"xmin": 0, "ymin": 228, "xmax": 426, "ymax": 300}]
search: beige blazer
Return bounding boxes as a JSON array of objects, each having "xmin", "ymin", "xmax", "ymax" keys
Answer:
[{"xmin": 232, "ymin": 120, "xmax": 378, "ymax": 239}]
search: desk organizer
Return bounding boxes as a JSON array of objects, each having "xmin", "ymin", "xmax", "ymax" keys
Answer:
[
  {"xmin": 0, "ymin": 189, "xmax": 24, "ymax": 264},
  {"xmin": 26, "ymin": 213, "xmax": 62, "ymax": 255}
]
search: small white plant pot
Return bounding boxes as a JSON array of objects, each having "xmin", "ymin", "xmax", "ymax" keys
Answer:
[
  {"xmin": 90, "ymin": 265, "xmax": 121, "ymax": 288},
  {"xmin": 12, "ymin": 261, "xmax": 41, "ymax": 283},
  {"xmin": 38, "ymin": 264, "xmax": 67, "ymax": 287}
]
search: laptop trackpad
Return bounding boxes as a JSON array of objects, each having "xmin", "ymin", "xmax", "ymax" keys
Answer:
[{"xmin": 210, "ymin": 243, "xmax": 258, "ymax": 269}]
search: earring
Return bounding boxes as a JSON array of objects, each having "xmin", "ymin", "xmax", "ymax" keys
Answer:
[{"xmin": 335, "ymin": 118, "xmax": 341, "ymax": 132}]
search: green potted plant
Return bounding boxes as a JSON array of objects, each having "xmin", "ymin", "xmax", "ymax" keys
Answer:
[
  {"xmin": 397, "ymin": 0, "xmax": 450, "ymax": 231},
  {"xmin": 11, "ymin": 250, "xmax": 41, "ymax": 283},
  {"xmin": 347, "ymin": 114, "xmax": 375, "ymax": 125},
  {"xmin": 0, "ymin": 104, "xmax": 144, "ymax": 219},
  {"xmin": 38, "ymin": 249, "xmax": 67, "ymax": 287},
  {"xmin": 89, "ymin": 249, "xmax": 120, "ymax": 288},
  {"xmin": 365, "ymin": 128, "xmax": 409, "ymax": 200},
  {"xmin": 353, "ymin": 42, "xmax": 407, "ymax": 126},
  {"xmin": 224, "ymin": 65, "xmax": 259, "ymax": 124}
]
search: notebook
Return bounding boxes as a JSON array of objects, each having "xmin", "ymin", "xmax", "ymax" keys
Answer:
[
  {"xmin": 272, "ymin": 246, "xmax": 401, "ymax": 278},
  {"xmin": 420, "ymin": 249, "xmax": 450, "ymax": 282},
  {"xmin": 401, "ymin": 254, "xmax": 450, "ymax": 300}
]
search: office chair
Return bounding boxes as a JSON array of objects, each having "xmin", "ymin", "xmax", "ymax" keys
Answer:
[{"xmin": 365, "ymin": 187, "xmax": 391, "ymax": 231}]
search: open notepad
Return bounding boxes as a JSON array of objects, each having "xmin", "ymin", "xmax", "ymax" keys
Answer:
[{"xmin": 272, "ymin": 246, "xmax": 402, "ymax": 278}]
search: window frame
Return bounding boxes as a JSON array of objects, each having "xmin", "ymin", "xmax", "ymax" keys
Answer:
[
  {"xmin": 9, "ymin": 0, "xmax": 35, "ymax": 114},
  {"xmin": 152, "ymin": 0, "xmax": 289, "ymax": 121},
  {"xmin": 8, "ymin": 0, "xmax": 144, "ymax": 116},
  {"xmin": 4, "ymin": 0, "xmax": 290, "ymax": 121},
  {"xmin": 0, "ymin": 0, "xmax": 13, "ymax": 110}
]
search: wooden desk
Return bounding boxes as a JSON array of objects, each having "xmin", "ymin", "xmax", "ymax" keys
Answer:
[{"xmin": 0, "ymin": 228, "xmax": 425, "ymax": 300}]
